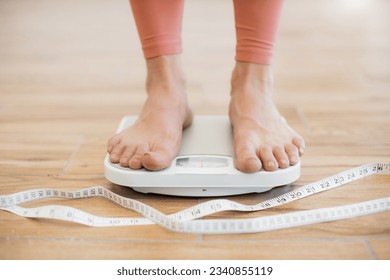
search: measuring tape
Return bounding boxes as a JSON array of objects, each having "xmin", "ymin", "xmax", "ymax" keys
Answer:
[{"xmin": 1, "ymin": 162, "xmax": 389, "ymax": 234}]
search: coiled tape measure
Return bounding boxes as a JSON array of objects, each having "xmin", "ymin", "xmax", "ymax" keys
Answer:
[{"xmin": 1, "ymin": 162, "xmax": 389, "ymax": 234}]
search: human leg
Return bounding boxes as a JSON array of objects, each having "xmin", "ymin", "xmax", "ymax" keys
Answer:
[
  {"xmin": 107, "ymin": 0, "xmax": 192, "ymax": 171},
  {"xmin": 230, "ymin": 0, "xmax": 305, "ymax": 172}
]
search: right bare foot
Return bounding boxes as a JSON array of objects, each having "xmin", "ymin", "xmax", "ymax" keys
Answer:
[{"xmin": 107, "ymin": 55, "xmax": 192, "ymax": 171}]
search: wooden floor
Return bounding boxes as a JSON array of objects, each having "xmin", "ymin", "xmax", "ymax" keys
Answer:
[{"xmin": 1, "ymin": 0, "xmax": 389, "ymax": 260}]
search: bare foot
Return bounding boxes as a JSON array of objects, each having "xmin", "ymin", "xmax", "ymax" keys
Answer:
[
  {"xmin": 229, "ymin": 62, "xmax": 305, "ymax": 172},
  {"xmin": 107, "ymin": 55, "xmax": 192, "ymax": 171}
]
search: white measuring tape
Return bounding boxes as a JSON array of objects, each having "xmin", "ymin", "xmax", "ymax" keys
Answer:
[{"xmin": 1, "ymin": 162, "xmax": 389, "ymax": 234}]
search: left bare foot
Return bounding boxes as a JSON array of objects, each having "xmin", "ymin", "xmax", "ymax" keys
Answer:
[{"xmin": 229, "ymin": 62, "xmax": 305, "ymax": 173}]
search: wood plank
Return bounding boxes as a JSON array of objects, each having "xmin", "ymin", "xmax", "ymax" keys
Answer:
[
  {"xmin": 0, "ymin": 239, "xmax": 370, "ymax": 260},
  {"xmin": 369, "ymin": 240, "xmax": 390, "ymax": 260}
]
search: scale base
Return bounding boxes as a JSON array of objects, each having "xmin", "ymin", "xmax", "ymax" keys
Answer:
[{"xmin": 104, "ymin": 116, "xmax": 300, "ymax": 197}]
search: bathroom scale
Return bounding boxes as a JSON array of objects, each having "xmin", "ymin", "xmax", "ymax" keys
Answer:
[{"xmin": 104, "ymin": 116, "xmax": 300, "ymax": 197}]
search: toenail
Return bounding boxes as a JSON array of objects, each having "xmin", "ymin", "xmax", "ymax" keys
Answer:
[
  {"xmin": 244, "ymin": 155, "xmax": 258, "ymax": 161},
  {"xmin": 281, "ymin": 159, "xmax": 289, "ymax": 166},
  {"xmin": 267, "ymin": 161, "xmax": 275, "ymax": 167},
  {"xmin": 299, "ymin": 147, "xmax": 305, "ymax": 154},
  {"xmin": 291, "ymin": 156, "xmax": 298, "ymax": 164}
]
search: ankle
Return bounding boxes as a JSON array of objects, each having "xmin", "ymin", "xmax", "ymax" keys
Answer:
[
  {"xmin": 146, "ymin": 55, "xmax": 186, "ymax": 94},
  {"xmin": 231, "ymin": 62, "xmax": 273, "ymax": 97}
]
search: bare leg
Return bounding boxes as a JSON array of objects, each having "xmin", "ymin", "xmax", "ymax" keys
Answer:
[
  {"xmin": 231, "ymin": 0, "xmax": 304, "ymax": 172},
  {"xmin": 107, "ymin": 54, "xmax": 192, "ymax": 170},
  {"xmin": 107, "ymin": 0, "xmax": 190, "ymax": 170}
]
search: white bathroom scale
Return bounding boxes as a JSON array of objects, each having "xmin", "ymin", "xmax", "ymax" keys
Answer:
[{"xmin": 104, "ymin": 116, "xmax": 300, "ymax": 197}]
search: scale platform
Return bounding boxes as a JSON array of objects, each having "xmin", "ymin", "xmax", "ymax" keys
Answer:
[{"xmin": 104, "ymin": 116, "xmax": 300, "ymax": 197}]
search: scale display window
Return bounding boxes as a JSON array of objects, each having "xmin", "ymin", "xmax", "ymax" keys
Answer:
[{"xmin": 176, "ymin": 156, "xmax": 229, "ymax": 168}]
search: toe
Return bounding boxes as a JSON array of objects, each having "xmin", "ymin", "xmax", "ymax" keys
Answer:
[
  {"xmin": 109, "ymin": 143, "xmax": 125, "ymax": 163},
  {"xmin": 292, "ymin": 137, "xmax": 305, "ymax": 156},
  {"xmin": 285, "ymin": 143, "xmax": 300, "ymax": 165},
  {"xmin": 258, "ymin": 146, "xmax": 278, "ymax": 171},
  {"xmin": 235, "ymin": 152, "xmax": 262, "ymax": 173},
  {"xmin": 142, "ymin": 150, "xmax": 173, "ymax": 171},
  {"xmin": 107, "ymin": 133, "xmax": 122, "ymax": 154},
  {"xmin": 129, "ymin": 155, "xmax": 143, "ymax": 169},
  {"xmin": 129, "ymin": 145, "xmax": 148, "ymax": 169},
  {"xmin": 273, "ymin": 146, "xmax": 289, "ymax": 168},
  {"xmin": 119, "ymin": 146, "xmax": 136, "ymax": 167},
  {"xmin": 234, "ymin": 139, "xmax": 262, "ymax": 173}
]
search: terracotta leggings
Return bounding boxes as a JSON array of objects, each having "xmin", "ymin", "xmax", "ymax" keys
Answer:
[{"xmin": 129, "ymin": 0, "xmax": 283, "ymax": 65}]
